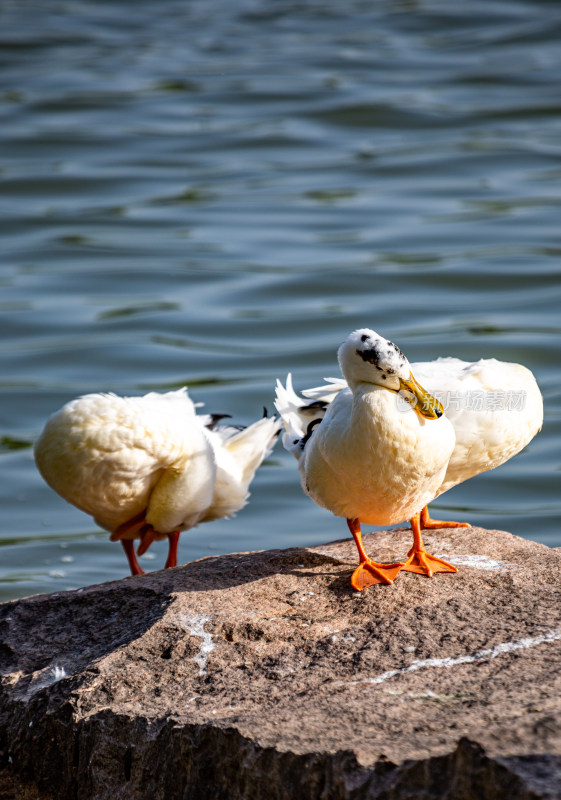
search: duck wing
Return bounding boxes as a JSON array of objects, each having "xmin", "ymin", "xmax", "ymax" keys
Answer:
[
  {"xmin": 202, "ymin": 414, "xmax": 281, "ymax": 521},
  {"xmin": 412, "ymin": 358, "xmax": 543, "ymax": 494},
  {"xmin": 275, "ymin": 374, "xmax": 347, "ymax": 459}
]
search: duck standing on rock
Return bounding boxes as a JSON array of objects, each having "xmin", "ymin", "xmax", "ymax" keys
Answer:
[
  {"xmin": 275, "ymin": 329, "xmax": 543, "ymax": 591},
  {"xmin": 35, "ymin": 388, "xmax": 280, "ymax": 576}
]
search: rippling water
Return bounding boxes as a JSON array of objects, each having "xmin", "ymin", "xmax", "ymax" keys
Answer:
[{"xmin": 1, "ymin": 0, "xmax": 560, "ymax": 602}]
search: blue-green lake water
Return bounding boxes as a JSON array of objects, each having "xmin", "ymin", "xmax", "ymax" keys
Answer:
[{"xmin": 1, "ymin": 0, "xmax": 560, "ymax": 602}]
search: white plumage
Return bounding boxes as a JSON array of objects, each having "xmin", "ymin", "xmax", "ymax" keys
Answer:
[
  {"xmin": 275, "ymin": 328, "xmax": 543, "ymax": 590},
  {"xmin": 35, "ymin": 388, "xmax": 280, "ymax": 575},
  {"xmin": 412, "ymin": 357, "xmax": 543, "ymax": 495}
]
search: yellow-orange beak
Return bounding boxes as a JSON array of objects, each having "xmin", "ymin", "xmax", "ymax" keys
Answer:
[{"xmin": 398, "ymin": 372, "xmax": 444, "ymax": 420}]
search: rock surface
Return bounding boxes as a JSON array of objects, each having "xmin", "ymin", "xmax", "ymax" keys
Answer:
[{"xmin": 1, "ymin": 526, "xmax": 561, "ymax": 800}]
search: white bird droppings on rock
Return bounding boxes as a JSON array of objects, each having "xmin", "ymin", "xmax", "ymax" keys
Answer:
[
  {"xmin": 435, "ymin": 553, "xmax": 514, "ymax": 571},
  {"xmin": 338, "ymin": 628, "xmax": 561, "ymax": 688},
  {"xmin": 177, "ymin": 613, "xmax": 216, "ymax": 676},
  {"xmin": 51, "ymin": 666, "xmax": 67, "ymax": 681}
]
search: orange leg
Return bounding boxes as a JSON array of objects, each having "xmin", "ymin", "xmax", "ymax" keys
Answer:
[
  {"xmin": 111, "ymin": 512, "xmax": 179, "ymax": 571},
  {"xmin": 164, "ymin": 531, "xmax": 181, "ymax": 569},
  {"xmin": 420, "ymin": 505, "xmax": 470, "ymax": 529},
  {"xmin": 348, "ymin": 518, "xmax": 404, "ymax": 591},
  {"xmin": 111, "ymin": 510, "xmax": 149, "ymax": 541},
  {"xmin": 137, "ymin": 527, "xmax": 158, "ymax": 556},
  {"xmin": 401, "ymin": 512, "xmax": 458, "ymax": 577},
  {"xmin": 132, "ymin": 524, "xmax": 180, "ymax": 567},
  {"xmin": 121, "ymin": 539, "xmax": 145, "ymax": 576}
]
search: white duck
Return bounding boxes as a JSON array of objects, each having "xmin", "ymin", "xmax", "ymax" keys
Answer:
[
  {"xmin": 275, "ymin": 328, "xmax": 543, "ymax": 590},
  {"xmin": 35, "ymin": 388, "xmax": 280, "ymax": 576}
]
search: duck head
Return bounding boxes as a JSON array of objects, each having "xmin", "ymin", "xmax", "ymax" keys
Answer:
[{"xmin": 337, "ymin": 328, "xmax": 444, "ymax": 420}]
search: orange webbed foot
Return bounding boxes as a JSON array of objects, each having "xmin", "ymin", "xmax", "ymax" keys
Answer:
[
  {"xmin": 402, "ymin": 510, "xmax": 458, "ymax": 578},
  {"xmin": 351, "ymin": 559, "xmax": 404, "ymax": 591},
  {"xmin": 346, "ymin": 518, "xmax": 405, "ymax": 591},
  {"xmin": 401, "ymin": 548, "xmax": 457, "ymax": 578},
  {"xmin": 137, "ymin": 526, "xmax": 158, "ymax": 556},
  {"xmin": 110, "ymin": 510, "xmax": 148, "ymax": 541},
  {"xmin": 420, "ymin": 505, "xmax": 470, "ymax": 529}
]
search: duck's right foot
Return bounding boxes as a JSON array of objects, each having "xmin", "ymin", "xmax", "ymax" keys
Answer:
[{"xmin": 351, "ymin": 558, "xmax": 404, "ymax": 591}]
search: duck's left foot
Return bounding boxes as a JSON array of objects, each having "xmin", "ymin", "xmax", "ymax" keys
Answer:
[
  {"xmin": 137, "ymin": 527, "xmax": 180, "ymax": 568},
  {"xmin": 111, "ymin": 510, "xmax": 149, "ymax": 541},
  {"xmin": 404, "ymin": 511, "xmax": 459, "ymax": 578},
  {"xmin": 420, "ymin": 505, "xmax": 470, "ymax": 529},
  {"xmin": 401, "ymin": 547, "xmax": 457, "ymax": 578},
  {"xmin": 137, "ymin": 526, "xmax": 158, "ymax": 556}
]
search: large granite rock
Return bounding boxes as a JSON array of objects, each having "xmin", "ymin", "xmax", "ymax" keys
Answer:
[{"xmin": 1, "ymin": 527, "xmax": 560, "ymax": 799}]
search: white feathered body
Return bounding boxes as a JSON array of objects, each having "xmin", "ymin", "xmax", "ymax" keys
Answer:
[
  {"xmin": 299, "ymin": 386, "xmax": 455, "ymax": 525},
  {"xmin": 276, "ymin": 354, "xmax": 542, "ymax": 525},
  {"xmin": 34, "ymin": 388, "xmax": 279, "ymax": 539},
  {"xmin": 413, "ymin": 358, "xmax": 543, "ymax": 494}
]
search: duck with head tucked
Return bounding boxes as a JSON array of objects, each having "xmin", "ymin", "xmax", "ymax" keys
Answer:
[
  {"xmin": 35, "ymin": 388, "xmax": 280, "ymax": 576},
  {"xmin": 275, "ymin": 329, "xmax": 543, "ymax": 590}
]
